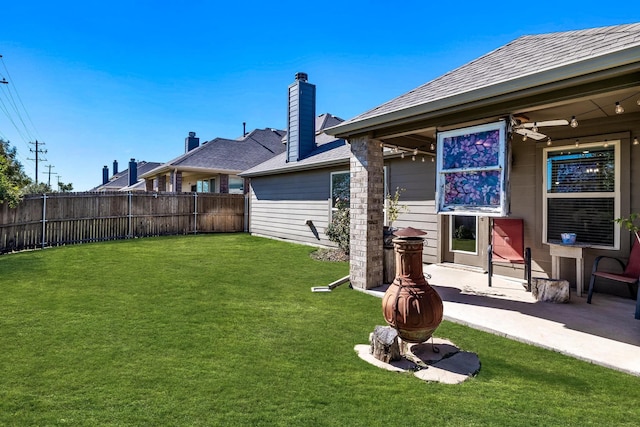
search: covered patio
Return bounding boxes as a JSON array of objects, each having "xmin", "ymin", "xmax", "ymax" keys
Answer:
[
  {"xmin": 364, "ymin": 263, "xmax": 640, "ymax": 376},
  {"xmin": 327, "ymin": 24, "xmax": 640, "ymax": 316}
]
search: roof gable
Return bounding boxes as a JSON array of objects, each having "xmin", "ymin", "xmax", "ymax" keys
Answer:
[{"xmin": 338, "ymin": 23, "xmax": 640, "ymax": 127}]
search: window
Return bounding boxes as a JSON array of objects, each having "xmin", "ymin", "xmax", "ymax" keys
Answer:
[
  {"xmin": 436, "ymin": 121, "xmax": 508, "ymax": 216},
  {"xmin": 450, "ymin": 215, "xmax": 477, "ymax": 253},
  {"xmin": 330, "ymin": 171, "xmax": 350, "ymax": 216},
  {"xmin": 196, "ymin": 179, "xmax": 215, "ymax": 193},
  {"xmin": 229, "ymin": 177, "xmax": 244, "ymax": 194},
  {"xmin": 543, "ymin": 141, "xmax": 619, "ymax": 248}
]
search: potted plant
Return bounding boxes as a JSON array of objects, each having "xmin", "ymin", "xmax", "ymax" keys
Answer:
[{"xmin": 614, "ymin": 213, "xmax": 640, "ymax": 245}]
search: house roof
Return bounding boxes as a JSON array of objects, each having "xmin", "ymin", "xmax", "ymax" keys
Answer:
[
  {"xmin": 241, "ymin": 114, "xmax": 349, "ymax": 177},
  {"xmin": 141, "ymin": 128, "xmax": 286, "ymax": 178},
  {"xmin": 91, "ymin": 161, "xmax": 162, "ymax": 191},
  {"xmin": 328, "ymin": 23, "xmax": 640, "ymax": 137}
]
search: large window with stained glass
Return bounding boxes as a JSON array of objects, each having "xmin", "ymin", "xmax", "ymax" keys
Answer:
[
  {"xmin": 436, "ymin": 121, "xmax": 508, "ymax": 216},
  {"xmin": 543, "ymin": 141, "xmax": 619, "ymax": 248}
]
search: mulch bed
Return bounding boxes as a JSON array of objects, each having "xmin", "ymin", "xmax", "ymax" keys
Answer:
[{"xmin": 310, "ymin": 248, "xmax": 349, "ymax": 262}]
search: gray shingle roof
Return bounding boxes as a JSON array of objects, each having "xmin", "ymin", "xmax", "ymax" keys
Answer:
[
  {"xmin": 241, "ymin": 114, "xmax": 348, "ymax": 176},
  {"xmin": 157, "ymin": 128, "xmax": 286, "ymax": 172},
  {"xmin": 91, "ymin": 161, "xmax": 162, "ymax": 191},
  {"xmin": 336, "ymin": 23, "xmax": 640, "ymax": 128}
]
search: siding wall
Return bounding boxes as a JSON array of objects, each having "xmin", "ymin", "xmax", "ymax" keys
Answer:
[
  {"xmin": 505, "ymin": 112, "xmax": 640, "ymax": 296},
  {"xmin": 249, "ymin": 168, "xmax": 344, "ymax": 247},
  {"xmin": 248, "ymin": 156, "xmax": 438, "ymax": 262}
]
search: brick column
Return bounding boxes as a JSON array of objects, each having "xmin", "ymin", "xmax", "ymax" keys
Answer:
[
  {"xmin": 157, "ymin": 175, "xmax": 166, "ymax": 192},
  {"xmin": 349, "ymin": 135, "xmax": 384, "ymax": 290},
  {"xmin": 220, "ymin": 174, "xmax": 229, "ymax": 193}
]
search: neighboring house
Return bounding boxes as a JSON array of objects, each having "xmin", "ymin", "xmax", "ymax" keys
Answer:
[
  {"xmin": 92, "ymin": 159, "xmax": 162, "ymax": 192},
  {"xmin": 140, "ymin": 129, "xmax": 286, "ymax": 194},
  {"xmin": 241, "ymin": 73, "xmax": 436, "ymax": 254},
  {"xmin": 325, "ymin": 23, "xmax": 640, "ymax": 293}
]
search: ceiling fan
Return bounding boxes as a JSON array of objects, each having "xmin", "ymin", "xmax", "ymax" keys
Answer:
[{"xmin": 512, "ymin": 115, "xmax": 569, "ymax": 140}]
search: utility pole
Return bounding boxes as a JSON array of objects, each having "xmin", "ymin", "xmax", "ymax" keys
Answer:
[
  {"xmin": 43, "ymin": 164, "xmax": 56, "ymax": 187},
  {"xmin": 27, "ymin": 140, "xmax": 47, "ymax": 184}
]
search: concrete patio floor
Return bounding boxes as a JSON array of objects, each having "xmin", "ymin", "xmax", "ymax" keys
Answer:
[{"xmin": 364, "ymin": 263, "xmax": 640, "ymax": 377}]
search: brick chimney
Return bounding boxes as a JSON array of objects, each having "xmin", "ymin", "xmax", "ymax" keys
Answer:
[
  {"xmin": 286, "ymin": 72, "xmax": 316, "ymax": 162},
  {"xmin": 185, "ymin": 131, "xmax": 200, "ymax": 152},
  {"xmin": 128, "ymin": 158, "xmax": 137, "ymax": 186}
]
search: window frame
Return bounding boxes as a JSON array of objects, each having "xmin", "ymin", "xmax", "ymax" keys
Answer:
[
  {"xmin": 542, "ymin": 140, "xmax": 621, "ymax": 250},
  {"xmin": 449, "ymin": 215, "xmax": 478, "ymax": 255},
  {"xmin": 436, "ymin": 121, "xmax": 508, "ymax": 216}
]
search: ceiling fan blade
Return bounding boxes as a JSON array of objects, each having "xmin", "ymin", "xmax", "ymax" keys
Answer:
[
  {"xmin": 515, "ymin": 128, "xmax": 547, "ymax": 140},
  {"xmin": 522, "ymin": 119, "xmax": 569, "ymax": 128}
]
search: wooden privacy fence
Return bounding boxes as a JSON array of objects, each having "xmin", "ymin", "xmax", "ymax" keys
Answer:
[{"xmin": 0, "ymin": 192, "xmax": 247, "ymax": 253}]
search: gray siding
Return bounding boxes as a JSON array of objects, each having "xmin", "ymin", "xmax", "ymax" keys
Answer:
[
  {"xmin": 504, "ymin": 112, "xmax": 640, "ymax": 296},
  {"xmin": 386, "ymin": 157, "xmax": 438, "ymax": 263},
  {"xmin": 249, "ymin": 156, "xmax": 438, "ymax": 262},
  {"xmin": 249, "ymin": 167, "xmax": 347, "ymax": 247}
]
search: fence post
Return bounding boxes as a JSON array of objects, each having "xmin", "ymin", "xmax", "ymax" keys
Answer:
[
  {"xmin": 128, "ymin": 192, "xmax": 132, "ymax": 238},
  {"xmin": 41, "ymin": 193, "xmax": 47, "ymax": 249},
  {"xmin": 244, "ymin": 193, "xmax": 249, "ymax": 232},
  {"xmin": 193, "ymin": 192, "xmax": 198, "ymax": 234}
]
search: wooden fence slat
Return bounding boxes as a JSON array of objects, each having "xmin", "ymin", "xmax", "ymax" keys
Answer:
[{"xmin": 1, "ymin": 192, "xmax": 245, "ymax": 253}]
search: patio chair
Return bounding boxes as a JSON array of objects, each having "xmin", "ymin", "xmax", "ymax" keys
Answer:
[
  {"xmin": 587, "ymin": 239, "xmax": 640, "ymax": 319},
  {"xmin": 488, "ymin": 218, "xmax": 532, "ymax": 289}
]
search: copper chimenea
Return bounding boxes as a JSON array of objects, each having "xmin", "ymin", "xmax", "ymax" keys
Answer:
[{"xmin": 382, "ymin": 227, "xmax": 443, "ymax": 343}]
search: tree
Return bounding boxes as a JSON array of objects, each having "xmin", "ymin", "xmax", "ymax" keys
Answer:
[
  {"xmin": 57, "ymin": 181, "xmax": 73, "ymax": 192},
  {"xmin": 0, "ymin": 139, "xmax": 31, "ymax": 207}
]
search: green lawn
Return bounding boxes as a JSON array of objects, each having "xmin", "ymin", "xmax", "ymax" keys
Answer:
[{"xmin": 1, "ymin": 234, "xmax": 639, "ymax": 426}]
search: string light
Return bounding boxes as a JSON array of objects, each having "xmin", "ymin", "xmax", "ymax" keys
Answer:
[
  {"xmin": 637, "ymin": 99, "xmax": 640, "ymax": 106},
  {"xmin": 570, "ymin": 116, "xmax": 578, "ymax": 128},
  {"xmin": 400, "ymin": 152, "xmax": 405, "ymax": 159},
  {"xmin": 421, "ymin": 156, "xmax": 425, "ymax": 162},
  {"xmin": 547, "ymin": 138, "xmax": 552, "ymax": 146},
  {"xmin": 603, "ymin": 139, "xmax": 609, "ymax": 148},
  {"xmin": 634, "ymin": 137, "xmax": 639, "ymax": 146},
  {"xmin": 522, "ymin": 134, "xmax": 528, "ymax": 142},
  {"xmin": 532, "ymin": 122, "xmax": 538, "ymax": 133},
  {"xmin": 413, "ymin": 148, "xmax": 418, "ymax": 156},
  {"xmin": 393, "ymin": 146, "xmax": 398, "ymax": 153},
  {"xmin": 575, "ymin": 139, "xmax": 580, "ymax": 147},
  {"xmin": 431, "ymin": 157, "xmax": 434, "ymax": 162},
  {"xmin": 411, "ymin": 155, "xmax": 416, "ymax": 161},
  {"xmin": 615, "ymin": 102, "xmax": 624, "ymax": 114},
  {"xmin": 430, "ymin": 143, "xmax": 435, "ymax": 150}
]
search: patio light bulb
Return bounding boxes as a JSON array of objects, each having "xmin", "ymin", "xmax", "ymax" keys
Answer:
[
  {"xmin": 413, "ymin": 148, "xmax": 418, "ymax": 156},
  {"xmin": 401, "ymin": 152, "xmax": 405, "ymax": 159},
  {"xmin": 547, "ymin": 138, "xmax": 552, "ymax": 146},
  {"xmin": 634, "ymin": 137, "xmax": 639, "ymax": 146},
  {"xmin": 575, "ymin": 139, "xmax": 580, "ymax": 147},
  {"xmin": 393, "ymin": 146, "xmax": 398, "ymax": 153},
  {"xmin": 421, "ymin": 156, "xmax": 425, "ymax": 162},
  {"xmin": 570, "ymin": 116, "xmax": 578, "ymax": 128},
  {"xmin": 615, "ymin": 102, "xmax": 624, "ymax": 114},
  {"xmin": 637, "ymin": 98, "xmax": 640, "ymax": 106},
  {"xmin": 522, "ymin": 134, "xmax": 528, "ymax": 142},
  {"xmin": 431, "ymin": 157, "xmax": 435, "ymax": 162},
  {"xmin": 411, "ymin": 155, "xmax": 416, "ymax": 161},
  {"xmin": 532, "ymin": 122, "xmax": 538, "ymax": 133},
  {"xmin": 430, "ymin": 143, "xmax": 435, "ymax": 150}
]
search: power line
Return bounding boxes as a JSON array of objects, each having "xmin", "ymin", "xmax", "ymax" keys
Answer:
[{"xmin": 27, "ymin": 140, "xmax": 47, "ymax": 183}]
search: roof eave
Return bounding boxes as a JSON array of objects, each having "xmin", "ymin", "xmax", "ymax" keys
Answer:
[
  {"xmin": 327, "ymin": 46, "xmax": 640, "ymax": 138},
  {"xmin": 241, "ymin": 157, "xmax": 350, "ymax": 177}
]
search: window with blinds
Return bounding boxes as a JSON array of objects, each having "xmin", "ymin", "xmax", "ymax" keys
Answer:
[{"xmin": 543, "ymin": 142, "xmax": 618, "ymax": 247}]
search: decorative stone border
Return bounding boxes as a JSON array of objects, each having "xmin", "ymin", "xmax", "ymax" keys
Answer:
[{"xmin": 354, "ymin": 337, "xmax": 481, "ymax": 384}]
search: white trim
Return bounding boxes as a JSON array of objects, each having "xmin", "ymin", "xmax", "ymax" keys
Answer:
[
  {"xmin": 449, "ymin": 215, "xmax": 479, "ymax": 255},
  {"xmin": 542, "ymin": 140, "xmax": 620, "ymax": 250}
]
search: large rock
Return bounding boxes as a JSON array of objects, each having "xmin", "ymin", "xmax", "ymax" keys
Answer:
[{"xmin": 531, "ymin": 278, "xmax": 570, "ymax": 303}]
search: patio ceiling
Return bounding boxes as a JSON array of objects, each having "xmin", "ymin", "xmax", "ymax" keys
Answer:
[{"xmin": 375, "ymin": 81, "xmax": 640, "ymax": 153}]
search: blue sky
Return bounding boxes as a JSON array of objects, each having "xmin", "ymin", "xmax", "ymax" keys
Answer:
[{"xmin": 1, "ymin": 1, "xmax": 639, "ymax": 190}]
